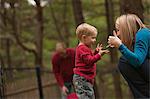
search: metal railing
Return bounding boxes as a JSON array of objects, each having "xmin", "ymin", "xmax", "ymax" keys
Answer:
[{"xmin": 0, "ymin": 66, "xmax": 54, "ymax": 99}]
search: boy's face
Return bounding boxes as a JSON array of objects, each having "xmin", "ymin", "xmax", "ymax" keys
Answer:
[{"xmin": 82, "ymin": 32, "xmax": 97, "ymax": 47}]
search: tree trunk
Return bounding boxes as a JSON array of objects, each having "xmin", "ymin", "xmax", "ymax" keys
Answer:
[
  {"xmin": 50, "ymin": 4, "xmax": 64, "ymax": 41},
  {"xmin": 94, "ymin": 79, "xmax": 100, "ymax": 99},
  {"xmin": 5, "ymin": 38, "xmax": 13, "ymax": 79},
  {"xmin": 0, "ymin": 0, "xmax": 7, "ymax": 29},
  {"xmin": 98, "ymin": 74, "xmax": 106, "ymax": 99},
  {"xmin": 72, "ymin": 0, "xmax": 84, "ymax": 27},
  {"xmin": 120, "ymin": 0, "xmax": 144, "ymax": 21},
  {"xmin": 0, "ymin": 53, "xmax": 5, "ymax": 98},
  {"xmin": 34, "ymin": 0, "xmax": 44, "ymax": 67},
  {"xmin": 105, "ymin": 0, "xmax": 123, "ymax": 99},
  {"xmin": 63, "ymin": 0, "xmax": 70, "ymax": 47}
]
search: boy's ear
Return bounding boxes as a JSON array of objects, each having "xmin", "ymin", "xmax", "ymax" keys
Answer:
[{"xmin": 82, "ymin": 35, "xmax": 86, "ymax": 39}]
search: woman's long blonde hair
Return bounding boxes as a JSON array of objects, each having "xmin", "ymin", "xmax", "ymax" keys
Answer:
[{"xmin": 116, "ymin": 14, "xmax": 146, "ymax": 50}]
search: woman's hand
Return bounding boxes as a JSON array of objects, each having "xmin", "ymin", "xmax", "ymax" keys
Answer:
[{"xmin": 108, "ymin": 31, "xmax": 122, "ymax": 48}]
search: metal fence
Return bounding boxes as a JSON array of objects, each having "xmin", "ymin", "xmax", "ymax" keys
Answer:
[{"xmin": 0, "ymin": 66, "xmax": 61, "ymax": 99}]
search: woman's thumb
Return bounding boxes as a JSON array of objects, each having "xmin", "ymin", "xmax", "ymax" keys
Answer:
[{"xmin": 113, "ymin": 30, "xmax": 117, "ymax": 37}]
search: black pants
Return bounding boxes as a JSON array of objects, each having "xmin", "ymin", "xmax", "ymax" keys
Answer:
[{"xmin": 118, "ymin": 56, "xmax": 150, "ymax": 99}]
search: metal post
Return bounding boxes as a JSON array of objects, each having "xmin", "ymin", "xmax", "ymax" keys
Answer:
[
  {"xmin": 0, "ymin": 65, "xmax": 5, "ymax": 99},
  {"xmin": 35, "ymin": 66, "xmax": 44, "ymax": 99},
  {"xmin": 0, "ymin": 65, "xmax": 2, "ymax": 99}
]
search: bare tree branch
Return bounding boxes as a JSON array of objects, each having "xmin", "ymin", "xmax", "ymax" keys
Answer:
[{"xmin": 10, "ymin": 1, "xmax": 36, "ymax": 55}]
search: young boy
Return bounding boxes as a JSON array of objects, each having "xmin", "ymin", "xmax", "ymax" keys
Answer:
[{"xmin": 73, "ymin": 23, "xmax": 109, "ymax": 99}]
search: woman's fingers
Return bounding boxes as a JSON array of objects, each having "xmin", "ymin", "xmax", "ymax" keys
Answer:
[
  {"xmin": 113, "ymin": 30, "xmax": 117, "ymax": 37},
  {"xmin": 108, "ymin": 36, "xmax": 114, "ymax": 46}
]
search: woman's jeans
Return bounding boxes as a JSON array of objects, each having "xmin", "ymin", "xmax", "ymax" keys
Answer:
[{"xmin": 118, "ymin": 56, "xmax": 150, "ymax": 98}]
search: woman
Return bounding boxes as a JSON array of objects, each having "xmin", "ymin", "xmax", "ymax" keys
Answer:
[{"xmin": 108, "ymin": 14, "xmax": 150, "ymax": 98}]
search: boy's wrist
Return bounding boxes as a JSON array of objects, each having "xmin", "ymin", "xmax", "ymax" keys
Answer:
[{"xmin": 98, "ymin": 52, "xmax": 101, "ymax": 56}]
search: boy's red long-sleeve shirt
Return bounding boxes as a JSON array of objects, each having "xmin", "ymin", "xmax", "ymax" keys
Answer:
[
  {"xmin": 73, "ymin": 44, "xmax": 101, "ymax": 83},
  {"xmin": 52, "ymin": 48, "xmax": 75, "ymax": 87}
]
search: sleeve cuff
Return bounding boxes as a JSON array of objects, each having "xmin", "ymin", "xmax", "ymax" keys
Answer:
[
  {"xmin": 118, "ymin": 44, "xmax": 128, "ymax": 54},
  {"xmin": 119, "ymin": 44, "xmax": 125, "ymax": 50},
  {"xmin": 96, "ymin": 53, "xmax": 101, "ymax": 59}
]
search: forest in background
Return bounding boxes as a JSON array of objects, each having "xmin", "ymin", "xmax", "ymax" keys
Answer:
[
  {"xmin": 0, "ymin": 0, "xmax": 150, "ymax": 98},
  {"xmin": 0, "ymin": 0, "xmax": 149, "ymax": 68}
]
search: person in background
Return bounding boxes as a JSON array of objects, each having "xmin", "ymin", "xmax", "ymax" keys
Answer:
[
  {"xmin": 52, "ymin": 42, "xmax": 76, "ymax": 99},
  {"xmin": 73, "ymin": 23, "xmax": 109, "ymax": 99},
  {"xmin": 108, "ymin": 14, "xmax": 150, "ymax": 98}
]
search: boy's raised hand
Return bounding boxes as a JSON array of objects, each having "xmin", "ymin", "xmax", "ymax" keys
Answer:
[
  {"xmin": 95, "ymin": 43, "xmax": 101, "ymax": 52},
  {"xmin": 96, "ymin": 43, "xmax": 109, "ymax": 56}
]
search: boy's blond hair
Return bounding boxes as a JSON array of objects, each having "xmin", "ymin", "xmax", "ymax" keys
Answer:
[{"xmin": 76, "ymin": 23, "xmax": 97, "ymax": 40}]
